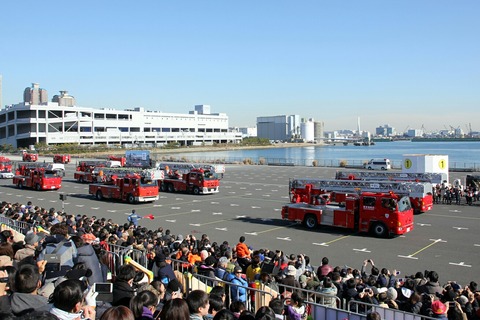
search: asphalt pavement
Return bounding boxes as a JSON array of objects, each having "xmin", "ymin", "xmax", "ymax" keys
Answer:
[{"xmin": 1, "ymin": 156, "xmax": 478, "ymax": 285}]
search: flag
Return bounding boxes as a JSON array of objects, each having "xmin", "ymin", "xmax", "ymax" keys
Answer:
[{"xmin": 143, "ymin": 214, "xmax": 155, "ymax": 220}]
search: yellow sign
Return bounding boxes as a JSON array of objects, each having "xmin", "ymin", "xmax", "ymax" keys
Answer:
[
  {"xmin": 438, "ymin": 159, "xmax": 447, "ymax": 170},
  {"xmin": 404, "ymin": 159, "xmax": 412, "ymax": 169}
]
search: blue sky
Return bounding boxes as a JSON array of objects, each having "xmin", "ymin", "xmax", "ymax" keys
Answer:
[{"xmin": 1, "ymin": 1, "xmax": 479, "ymax": 133}]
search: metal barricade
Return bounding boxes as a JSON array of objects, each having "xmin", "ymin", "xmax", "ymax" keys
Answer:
[
  {"xmin": 275, "ymin": 281, "xmax": 342, "ymax": 309},
  {"xmin": 107, "ymin": 244, "xmax": 147, "ymax": 268},
  {"xmin": 0, "ymin": 215, "xmax": 33, "ymax": 234},
  {"xmin": 348, "ymin": 300, "xmax": 437, "ymax": 320}
]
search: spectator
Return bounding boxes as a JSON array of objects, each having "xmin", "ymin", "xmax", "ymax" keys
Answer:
[
  {"xmin": 70, "ymin": 236, "xmax": 104, "ymax": 284},
  {"xmin": 207, "ymin": 294, "xmax": 225, "ymax": 319},
  {"xmin": 159, "ymin": 298, "xmax": 190, "ymax": 320},
  {"xmin": 254, "ymin": 306, "xmax": 276, "ymax": 320},
  {"xmin": 230, "ymin": 267, "xmax": 248, "ymax": 303},
  {"xmin": 431, "ymin": 300, "xmax": 448, "ymax": 319},
  {"xmin": 316, "ymin": 276, "xmax": 338, "ymax": 308},
  {"xmin": 268, "ymin": 298, "xmax": 284, "ymax": 319},
  {"xmin": 127, "ymin": 210, "xmax": 141, "ymax": 228},
  {"xmin": 49, "ymin": 279, "xmax": 96, "ymax": 320},
  {"xmin": 112, "ymin": 264, "xmax": 137, "ymax": 307},
  {"xmin": 152, "ymin": 252, "xmax": 176, "ymax": 284},
  {"xmin": 0, "ymin": 264, "xmax": 48, "ymax": 316},
  {"xmin": 38, "ymin": 223, "xmax": 77, "ymax": 279},
  {"xmin": 14, "ymin": 232, "xmax": 42, "ymax": 263},
  {"xmin": 130, "ymin": 290, "xmax": 158, "ymax": 320},
  {"xmin": 100, "ymin": 306, "xmax": 135, "ymax": 320},
  {"xmin": 286, "ymin": 292, "xmax": 306, "ymax": 320},
  {"xmin": 213, "ymin": 309, "xmax": 236, "ymax": 320},
  {"xmin": 418, "ymin": 271, "xmax": 443, "ymax": 296},
  {"xmin": 186, "ymin": 289, "xmax": 210, "ymax": 320},
  {"xmin": 366, "ymin": 311, "xmax": 382, "ymax": 320},
  {"xmin": 235, "ymin": 237, "xmax": 250, "ymax": 271},
  {"xmin": 229, "ymin": 301, "xmax": 246, "ymax": 318},
  {"xmin": 316, "ymin": 257, "xmax": 333, "ymax": 281},
  {"xmin": 246, "ymin": 254, "xmax": 262, "ymax": 282}
]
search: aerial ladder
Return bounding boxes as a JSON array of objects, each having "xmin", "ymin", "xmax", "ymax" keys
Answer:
[
  {"xmin": 335, "ymin": 171, "xmax": 447, "ymax": 185},
  {"xmin": 93, "ymin": 167, "xmax": 164, "ymax": 182},
  {"xmin": 289, "ymin": 178, "xmax": 433, "ymax": 214}
]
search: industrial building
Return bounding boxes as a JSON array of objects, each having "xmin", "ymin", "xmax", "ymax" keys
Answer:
[
  {"xmin": 0, "ymin": 83, "xmax": 242, "ymax": 148},
  {"xmin": 257, "ymin": 115, "xmax": 323, "ymax": 142}
]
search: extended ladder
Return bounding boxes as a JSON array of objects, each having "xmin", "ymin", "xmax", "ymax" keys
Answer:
[
  {"xmin": 335, "ymin": 171, "xmax": 446, "ymax": 184},
  {"xmin": 290, "ymin": 178, "xmax": 432, "ymax": 197}
]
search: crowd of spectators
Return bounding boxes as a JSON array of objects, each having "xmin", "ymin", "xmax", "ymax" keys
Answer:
[{"xmin": 0, "ymin": 200, "xmax": 478, "ymax": 320}]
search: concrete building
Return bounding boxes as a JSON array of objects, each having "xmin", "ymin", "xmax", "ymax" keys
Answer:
[
  {"xmin": 375, "ymin": 124, "xmax": 395, "ymax": 136},
  {"xmin": 0, "ymin": 83, "xmax": 242, "ymax": 148},
  {"xmin": 232, "ymin": 126, "xmax": 257, "ymax": 138},
  {"xmin": 256, "ymin": 115, "xmax": 300, "ymax": 141},
  {"xmin": 300, "ymin": 118, "xmax": 315, "ymax": 142}
]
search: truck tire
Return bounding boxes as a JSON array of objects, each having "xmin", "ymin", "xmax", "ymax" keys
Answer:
[
  {"xmin": 381, "ymin": 167, "xmax": 386, "ymax": 170},
  {"xmin": 368, "ymin": 166, "xmax": 373, "ymax": 170},
  {"xmin": 79, "ymin": 176, "xmax": 84, "ymax": 183},
  {"xmin": 17, "ymin": 182, "xmax": 23, "ymax": 189},
  {"xmin": 127, "ymin": 194, "xmax": 135, "ymax": 204},
  {"xmin": 96, "ymin": 190, "xmax": 103, "ymax": 200},
  {"xmin": 160, "ymin": 183, "xmax": 167, "ymax": 192},
  {"xmin": 36, "ymin": 184, "xmax": 42, "ymax": 191},
  {"xmin": 303, "ymin": 214, "xmax": 318, "ymax": 229},
  {"xmin": 372, "ymin": 222, "xmax": 388, "ymax": 238},
  {"xmin": 167, "ymin": 184, "xmax": 175, "ymax": 193},
  {"xmin": 192, "ymin": 186, "xmax": 200, "ymax": 195}
]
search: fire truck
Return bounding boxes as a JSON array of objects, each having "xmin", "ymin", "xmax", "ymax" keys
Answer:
[
  {"xmin": 74, "ymin": 161, "xmax": 108, "ymax": 183},
  {"xmin": 13, "ymin": 162, "xmax": 62, "ymax": 190},
  {"xmin": 0, "ymin": 156, "xmax": 13, "ymax": 175},
  {"xmin": 159, "ymin": 167, "xmax": 220, "ymax": 195},
  {"xmin": 335, "ymin": 171, "xmax": 447, "ymax": 185},
  {"xmin": 89, "ymin": 169, "xmax": 161, "ymax": 203},
  {"xmin": 22, "ymin": 150, "xmax": 38, "ymax": 162},
  {"xmin": 53, "ymin": 154, "xmax": 71, "ymax": 164},
  {"xmin": 281, "ymin": 187, "xmax": 414, "ymax": 237},
  {"xmin": 289, "ymin": 178, "xmax": 433, "ymax": 214},
  {"xmin": 108, "ymin": 155, "xmax": 126, "ymax": 167}
]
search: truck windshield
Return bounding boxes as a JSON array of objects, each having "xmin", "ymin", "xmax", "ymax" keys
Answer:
[
  {"xmin": 397, "ymin": 196, "xmax": 412, "ymax": 212},
  {"xmin": 203, "ymin": 171, "xmax": 216, "ymax": 180},
  {"xmin": 140, "ymin": 178, "xmax": 157, "ymax": 187},
  {"xmin": 44, "ymin": 170, "xmax": 58, "ymax": 178}
]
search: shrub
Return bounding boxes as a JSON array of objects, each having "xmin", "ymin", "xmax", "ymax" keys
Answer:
[
  {"xmin": 339, "ymin": 160, "xmax": 348, "ymax": 167},
  {"xmin": 312, "ymin": 160, "xmax": 318, "ymax": 167}
]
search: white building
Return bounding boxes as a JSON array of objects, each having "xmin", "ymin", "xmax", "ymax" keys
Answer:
[
  {"xmin": 0, "ymin": 84, "xmax": 242, "ymax": 148},
  {"xmin": 300, "ymin": 118, "xmax": 315, "ymax": 142}
]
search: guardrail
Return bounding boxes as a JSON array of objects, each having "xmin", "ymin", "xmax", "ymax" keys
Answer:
[
  {"xmin": 0, "ymin": 215, "xmax": 33, "ymax": 234},
  {"xmin": 347, "ymin": 299, "xmax": 437, "ymax": 320}
]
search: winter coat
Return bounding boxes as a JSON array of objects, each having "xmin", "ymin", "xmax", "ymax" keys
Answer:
[
  {"xmin": 76, "ymin": 244, "xmax": 105, "ymax": 284},
  {"xmin": 0, "ymin": 292, "xmax": 49, "ymax": 316},
  {"xmin": 112, "ymin": 280, "xmax": 136, "ymax": 307},
  {"xmin": 230, "ymin": 275, "xmax": 248, "ymax": 302}
]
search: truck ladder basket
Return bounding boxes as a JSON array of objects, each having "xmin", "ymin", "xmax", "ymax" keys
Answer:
[
  {"xmin": 77, "ymin": 160, "xmax": 109, "ymax": 167},
  {"xmin": 290, "ymin": 178, "xmax": 432, "ymax": 195},
  {"xmin": 16, "ymin": 162, "xmax": 49, "ymax": 169},
  {"xmin": 335, "ymin": 171, "xmax": 445, "ymax": 184}
]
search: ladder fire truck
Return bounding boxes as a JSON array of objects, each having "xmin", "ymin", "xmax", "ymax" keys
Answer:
[
  {"xmin": 290, "ymin": 178, "xmax": 433, "ymax": 214},
  {"xmin": 89, "ymin": 168, "xmax": 162, "ymax": 203},
  {"xmin": 13, "ymin": 162, "xmax": 62, "ymax": 190},
  {"xmin": 22, "ymin": 150, "xmax": 38, "ymax": 162},
  {"xmin": 160, "ymin": 167, "xmax": 220, "ymax": 195},
  {"xmin": 74, "ymin": 161, "xmax": 109, "ymax": 183},
  {"xmin": 53, "ymin": 154, "xmax": 71, "ymax": 164},
  {"xmin": 335, "ymin": 171, "xmax": 447, "ymax": 185},
  {"xmin": 108, "ymin": 155, "xmax": 126, "ymax": 167}
]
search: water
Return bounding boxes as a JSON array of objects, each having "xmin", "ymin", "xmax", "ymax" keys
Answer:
[{"xmin": 159, "ymin": 141, "xmax": 480, "ymax": 169}]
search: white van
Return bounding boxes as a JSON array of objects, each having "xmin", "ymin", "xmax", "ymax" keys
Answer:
[
  {"xmin": 364, "ymin": 158, "xmax": 391, "ymax": 170},
  {"xmin": 47, "ymin": 163, "xmax": 66, "ymax": 176}
]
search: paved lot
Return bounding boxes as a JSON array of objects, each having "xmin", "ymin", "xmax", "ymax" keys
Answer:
[{"xmin": 1, "ymin": 157, "xmax": 478, "ymax": 285}]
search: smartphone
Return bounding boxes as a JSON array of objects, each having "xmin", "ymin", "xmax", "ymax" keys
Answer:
[
  {"xmin": 93, "ymin": 282, "xmax": 113, "ymax": 293},
  {"xmin": 153, "ymin": 310, "xmax": 161, "ymax": 320}
]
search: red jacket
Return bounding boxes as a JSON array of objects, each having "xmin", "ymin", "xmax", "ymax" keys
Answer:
[{"xmin": 236, "ymin": 242, "xmax": 250, "ymax": 259}]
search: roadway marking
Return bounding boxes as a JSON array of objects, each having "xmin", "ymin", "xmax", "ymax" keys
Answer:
[
  {"xmin": 274, "ymin": 208, "xmax": 281, "ymax": 211},
  {"xmin": 91, "ymin": 207, "xmax": 100, "ymax": 210},
  {"xmin": 153, "ymin": 204, "xmax": 163, "ymax": 207},
  {"xmin": 245, "ymin": 193, "xmax": 253, "ymax": 196},
  {"xmin": 353, "ymin": 248, "xmax": 371, "ymax": 253},
  {"xmin": 165, "ymin": 219, "xmax": 176, "ymax": 223},
  {"xmin": 313, "ymin": 243, "xmax": 329, "ymax": 247},
  {"xmin": 245, "ymin": 232, "xmax": 258, "ymax": 236},
  {"xmin": 229, "ymin": 192, "xmax": 236, "ymax": 194},
  {"xmin": 276, "ymin": 236, "xmax": 291, "ymax": 241},
  {"xmin": 453, "ymin": 227, "xmax": 468, "ymax": 230},
  {"xmin": 449, "ymin": 262, "xmax": 471, "ymax": 267},
  {"xmin": 76, "ymin": 205, "xmax": 85, "ymax": 207},
  {"xmin": 107, "ymin": 210, "xmax": 116, "ymax": 212},
  {"xmin": 171, "ymin": 207, "xmax": 181, "ymax": 210},
  {"xmin": 191, "ymin": 209, "xmax": 201, "ymax": 212},
  {"xmin": 230, "ymin": 204, "xmax": 239, "ymax": 207},
  {"xmin": 212, "ymin": 212, "xmax": 223, "ymax": 215},
  {"xmin": 262, "ymin": 194, "xmax": 271, "ymax": 197},
  {"xmin": 260, "ymin": 218, "xmax": 272, "ymax": 222},
  {"xmin": 251, "ymin": 206, "xmax": 261, "ymax": 209},
  {"xmin": 474, "ymin": 244, "xmax": 480, "ymax": 247},
  {"xmin": 252, "ymin": 223, "xmax": 298, "ymax": 235},
  {"xmin": 215, "ymin": 227, "xmax": 228, "ymax": 231},
  {"xmin": 236, "ymin": 215, "xmax": 246, "ymax": 218},
  {"xmin": 211, "ymin": 202, "xmax": 219, "ymax": 204},
  {"xmin": 191, "ymin": 219, "xmax": 228, "ymax": 227},
  {"xmin": 417, "ymin": 223, "xmax": 431, "ymax": 227},
  {"xmin": 312, "ymin": 235, "xmax": 352, "ymax": 247},
  {"xmin": 398, "ymin": 238, "xmax": 446, "ymax": 259},
  {"xmin": 449, "ymin": 209, "xmax": 462, "ymax": 213},
  {"xmin": 175, "ymin": 198, "xmax": 184, "ymax": 201}
]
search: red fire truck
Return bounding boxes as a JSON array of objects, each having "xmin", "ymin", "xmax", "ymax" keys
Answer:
[
  {"xmin": 22, "ymin": 150, "xmax": 38, "ymax": 162},
  {"xmin": 290, "ymin": 178, "xmax": 433, "ymax": 214},
  {"xmin": 108, "ymin": 155, "xmax": 126, "ymax": 167},
  {"xmin": 74, "ymin": 161, "xmax": 108, "ymax": 183},
  {"xmin": 13, "ymin": 163, "xmax": 62, "ymax": 190},
  {"xmin": 282, "ymin": 184, "xmax": 414, "ymax": 238},
  {"xmin": 53, "ymin": 154, "xmax": 71, "ymax": 164},
  {"xmin": 0, "ymin": 156, "xmax": 13, "ymax": 175},
  {"xmin": 89, "ymin": 169, "xmax": 161, "ymax": 203},
  {"xmin": 159, "ymin": 167, "xmax": 220, "ymax": 195}
]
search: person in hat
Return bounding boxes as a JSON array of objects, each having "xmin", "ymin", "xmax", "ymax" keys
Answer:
[
  {"xmin": 280, "ymin": 265, "xmax": 301, "ymax": 295},
  {"xmin": 230, "ymin": 266, "xmax": 248, "ymax": 303},
  {"xmin": 153, "ymin": 252, "xmax": 176, "ymax": 284},
  {"xmin": 127, "ymin": 210, "xmax": 142, "ymax": 228},
  {"xmin": 431, "ymin": 300, "xmax": 448, "ymax": 319},
  {"xmin": 14, "ymin": 232, "xmax": 43, "ymax": 262}
]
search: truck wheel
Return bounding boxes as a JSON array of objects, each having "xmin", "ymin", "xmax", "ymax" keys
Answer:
[
  {"xmin": 381, "ymin": 167, "xmax": 386, "ymax": 170},
  {"xmin": 36, "ymin": 184, "xmax": 41, "ymax": 191},
  {"xmin": 372, "ymin": 222, "xmax": 388, "ymax": 238},
  {"xmin": 192, "ymin": 187, "xmax": 200, "ymax": 195},
  {"xmin": 127, "ymin": 194, "xmax": 135, "ymax": 204},
  {"xmin": 160, "ymin": 183, "xmax": 167, "ymax": 192},
  {"xmin": 303, "ymin": 214, "xmax": 318, "ymax": 229},
  {"xmin": 17, "ymin": 182, "xmax": 23, "ymax": 189},
  {"xmin": 167, "ymin": 184, "xmax": 175, "ymax": 193},
  {"xmin": 96, "ymin": 190, "xmax": 103, "ymax": 200},
  {"xmin": 368, "ymin": 166, "xmax": 372, "ymax": 170},
  {"xmin": 79, "ymin": 176, "xmax": 84, "ymax": 183}
]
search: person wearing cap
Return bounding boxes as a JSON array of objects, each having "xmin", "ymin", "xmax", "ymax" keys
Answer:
[
  {"xmin": 153, "ymin": 252, "xmax": 176, "ymax": 284},
  {"xmin": 279, "ymin": 265, "xmax": 301, "ymax": 296},
  {"xmin": 431, "ymin": 300, "xmax": 448, "ymax": 319},
  {"xmin": 197, "ymin": 255, "xmax": 217, "ymax": 287},
  {"xmin": 14, "ymin": 232, "xmax": 42, "ymax": 262},
  {"xmin": 127, "ymin": 209, "xmax": 142, "ymax": 228},
  {"xmin": 230, "ymin": 266, "xmax": 248, "ymax": 303}
]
